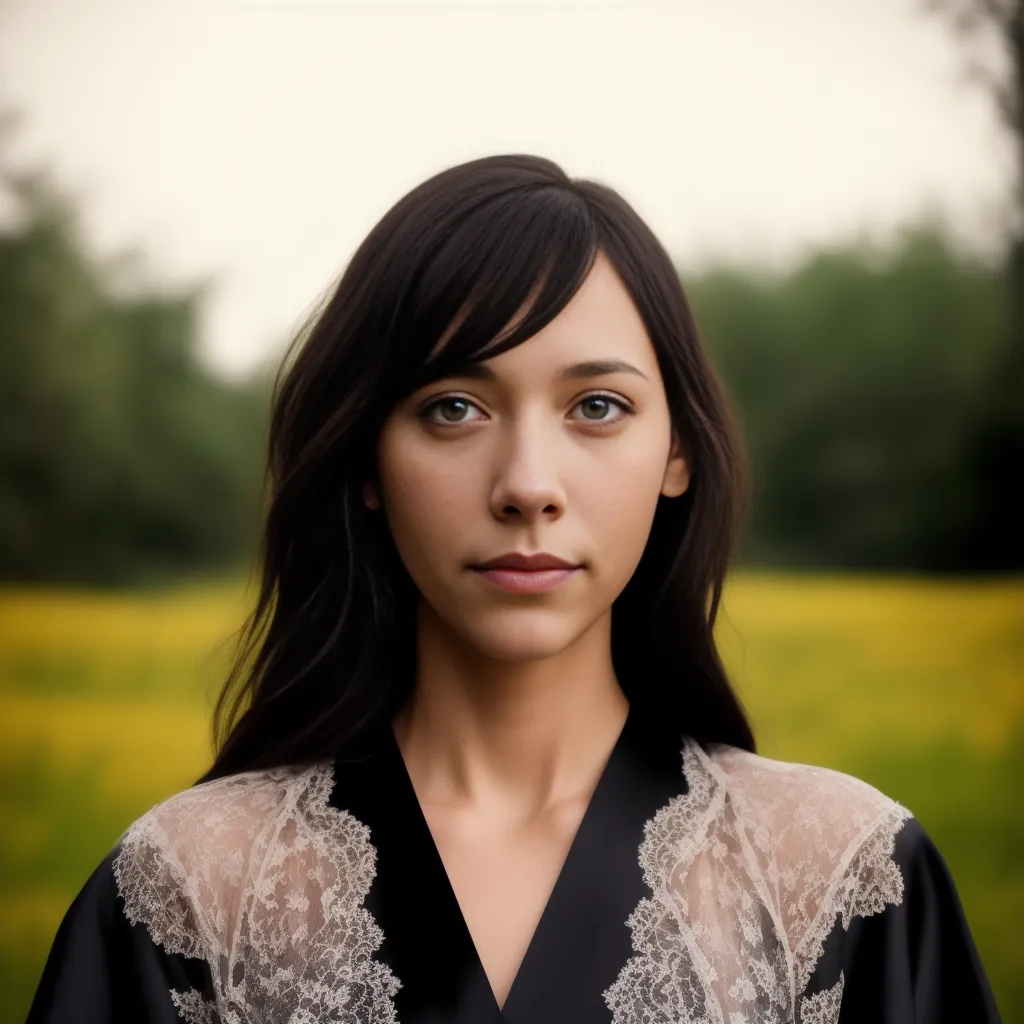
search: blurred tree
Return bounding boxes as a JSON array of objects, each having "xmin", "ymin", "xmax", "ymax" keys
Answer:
[
  {"xmin": 922, "ymin": 0, "xmax": 1023, "ymax": 569},
  {"xmin": 690, "ymin": 218, "xmax": 1009, "ymax": 571},
  {"xmin": 0, "ymin": 117, "xmax": 270, "ymax": 585}
]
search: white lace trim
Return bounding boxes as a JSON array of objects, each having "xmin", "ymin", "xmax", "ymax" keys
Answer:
[
  {"xmin": 170, "ymin": 989, "xmax": 219, "ymax": 1024},
  {"xmin": 113, "ymin": 764, "xmax": 401, "ymax": 1023},
  {"xmin": 797, "ymin": 972, "xmax": 844, "ymax": 1024},
  {"xmin": 602, "ymin": 738, "xmax": 912, "ymax": 1024},
  {"xmin": 114, "ymin": 739, "xmax": 910, "ymax": 1024}
]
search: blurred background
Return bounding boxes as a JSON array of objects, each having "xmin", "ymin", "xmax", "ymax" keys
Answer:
[{"xmin": 1, "ymin": 0, "xmax": 1021, "ymax": 1019}]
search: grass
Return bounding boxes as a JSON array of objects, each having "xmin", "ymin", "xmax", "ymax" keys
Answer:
[{"xmin": 1, "ymin": 573, "xmax": 1021, "ymax": 1021}]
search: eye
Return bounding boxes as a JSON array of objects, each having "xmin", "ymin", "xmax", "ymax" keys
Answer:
[
  {"xmin": 419, "ymin": 395, "xmax": 485, "ymax": 426},
  {"xmin": 570, "ymin": 393, "xmax": 635, "ymax": 425}
]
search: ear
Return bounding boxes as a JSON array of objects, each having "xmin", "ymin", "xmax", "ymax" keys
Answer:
[
  {"xmin": 363, "ymin": 480, "xmax": 381, "ymax": 510},
  {"xmin": 661, "ymin": 432, "xmax": 690, "ymax": 498}
]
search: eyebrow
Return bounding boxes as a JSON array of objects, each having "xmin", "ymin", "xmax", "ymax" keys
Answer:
[{"xmin": 450, "ymin": 359, "xmax": 649, "ymax": 383}]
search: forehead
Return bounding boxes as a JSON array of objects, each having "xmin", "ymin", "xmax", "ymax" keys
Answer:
[{"xmin": 481, "ymin": 252, "xmax": 655, "ymax": 377}]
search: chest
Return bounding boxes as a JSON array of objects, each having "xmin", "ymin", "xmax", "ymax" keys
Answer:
[{"xmin": 422, "ymin": 801, "xmax": 588, "ymax": 1010}]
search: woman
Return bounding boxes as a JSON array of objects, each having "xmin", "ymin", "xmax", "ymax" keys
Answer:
[{"xmin": 28, "ymin": 154, "xmax": 1000, "ymax": 1023}]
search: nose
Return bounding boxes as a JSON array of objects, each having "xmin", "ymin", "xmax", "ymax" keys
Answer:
[{"xmin": 488, "ymin": 412, "xmax": 566, "ymax": 524}]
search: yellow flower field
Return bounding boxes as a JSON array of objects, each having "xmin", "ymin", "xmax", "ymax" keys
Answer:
[{"xmin": 1, "ymin": 574, "xmax": 1021, "ymax": 1021}]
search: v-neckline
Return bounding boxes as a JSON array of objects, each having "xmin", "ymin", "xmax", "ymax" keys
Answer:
[
  {"xmin": 330, "ymin": 704, "xmax": 691, "ymax": 1024},
  {"xmin": 386, "ymin": 709, "xmax": 633, "ymax": 1016}
]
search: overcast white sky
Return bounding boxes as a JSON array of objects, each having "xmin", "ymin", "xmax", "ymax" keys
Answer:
[{"xmin": 0, "ymin": 0, "xmax": 1013, "ymax": 380}]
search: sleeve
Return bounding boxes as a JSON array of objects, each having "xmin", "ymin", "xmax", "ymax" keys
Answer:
[
  {"xmin": 25, "ymin": 846, "xmax": 215, "ymax": 1024},
  {"xmin": 836, "ymin": 815, "xmax": 1002, "ymax": 1024}
]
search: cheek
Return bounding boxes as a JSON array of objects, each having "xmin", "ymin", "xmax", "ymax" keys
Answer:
[
  {"xmin": 574, "ymin": 435, "xmax": 669, "ymax": 571},
  {"xmin": 378, "ymin": 435, "xmax": 474, "ymax": 569},
  {"xmin": 585, "ymin": 456, "xmax": 663, "ymax": 548}
]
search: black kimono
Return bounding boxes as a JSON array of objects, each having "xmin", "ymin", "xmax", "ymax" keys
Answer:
[{"xmin": 27, "ymin": 708, "xmax": 1002, "ymax": 1023}]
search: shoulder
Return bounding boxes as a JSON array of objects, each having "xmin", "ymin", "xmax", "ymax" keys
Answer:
[
  {"xmin": 696, "ymin": 742, "xmax": 916, "ymax": 910},
  {"xmin": 699, "ymin": 741, "xmax": 914, "ymax": 856},
  {"xmin": 668, "ymin": 739, "xmax": 916, "ymax": 982},
  {"xmin": 112, "ymin": 762, "xmax": 376, "ymax": 959},
  {"xmin": 64, "ymin": 764, "xmax": 401, "ymax": 1018},
  {"xmin": 650, "ymin": 737, "xmax": 917, "ymax": 882}
]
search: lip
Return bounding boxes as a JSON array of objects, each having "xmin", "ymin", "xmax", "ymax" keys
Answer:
[
  {"xmin": 472, "ymin": 552, "xmax": 579, "ymax": 571},
  {"xmin": 471, "ymin": 566, "xmax": 581, "ymax": 594},
  {"xmin": 469, "ymin": 551, "xmax": 582, "ymax": 595}
]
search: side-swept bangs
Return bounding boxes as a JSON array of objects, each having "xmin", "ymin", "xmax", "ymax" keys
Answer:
[{"xmin": 366, "ymin": 171, "xmax": 602, "ymax": 414}]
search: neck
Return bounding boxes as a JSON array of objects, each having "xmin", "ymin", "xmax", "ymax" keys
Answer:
[{"xmin": 392, "ymin": 600, "xmax": 629, "ymax": 821}]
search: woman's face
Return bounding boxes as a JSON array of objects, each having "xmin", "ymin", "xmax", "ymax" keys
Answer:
[{"xmin": 368, "ymin": 251, "xmax": 690, "ymax": 663}]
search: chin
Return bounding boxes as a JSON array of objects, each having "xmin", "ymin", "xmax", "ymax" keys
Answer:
[{"xmin": 461, "ymin": 611, "xmax": 589, "ymax": 663}]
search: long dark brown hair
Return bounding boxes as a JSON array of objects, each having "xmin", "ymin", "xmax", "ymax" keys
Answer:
[{"xmin": 199, "ymin": 154, "xmax": 755, "ymax": 782}]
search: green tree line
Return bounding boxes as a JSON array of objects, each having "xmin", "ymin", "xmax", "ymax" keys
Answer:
[
  {"xmin": 0, "ymin": 157, "xmax": 270, "ymax": 585},
  {"xmin": 1, "ymin": 150, "xmax": 1018, "ymax": 583},
  {"xmin": 688, "ymin": 222, "xmax": 1015, "ymax": 572}
]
